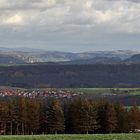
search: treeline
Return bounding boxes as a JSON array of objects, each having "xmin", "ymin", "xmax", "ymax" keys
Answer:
[{"xmin": 0, "ymin": 97, "xmax": 140, "ymax": 135}]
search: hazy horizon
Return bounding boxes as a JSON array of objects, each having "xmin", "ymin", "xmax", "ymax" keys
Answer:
[
  {"xmin": 0, "ymin": 0, "xmax": 140, "ymax": 52},
  {"xmin": 0, "ymin": 46, "xmax": 140, "ymax": 53}
]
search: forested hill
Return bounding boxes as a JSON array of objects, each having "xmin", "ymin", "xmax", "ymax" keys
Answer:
[{"xmin": 1, "ymin": 64, "xmax": 140, "ymax": 88}]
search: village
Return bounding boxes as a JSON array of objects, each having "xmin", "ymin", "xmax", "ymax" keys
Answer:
[{"xmin": 0, "ymin": 87, "xmax": 81, "ymax": 99}]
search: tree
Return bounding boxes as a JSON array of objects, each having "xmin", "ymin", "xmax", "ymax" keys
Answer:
[
  {"xmin": 97, "ymin": 102, "xmax": 117, "ymax": 133},
  {"xmin": 97, "ymin": 101, "xmax": 107, "ymax": 133},
  {"xmin": 83, "ymin": 100, "xmax": 99, "ymax": 134},
  {"xmin": 26, "ymin": 99, "xmax": 40, "ymax": 135},
  {"xmin": 67, "ymin": 98, "xmax": 99, "ymax": 134},
  {"xmin": 18, "ymin": 97, "xmax": 28, "ymax": 135},
  {"xmin": 106, "ymin": 103, "xmax": 117, "ymax": 133},
  {"xmin": 0, "ymin": 101, "xmax": 9, "ymax": 135},
  {"xmin": 115, "ymin": 104, "xmax": 130, "ymax": 133},
  {"xmin": 39, "ymin": 101, "xmax": 48, "ymax": 134},
  {"xmin": 47, "ymin": 100, "xmax": 65, "ymax": 134},
  {"xmin": 129, "ymin": 105, "xmax": 140, "ymax": 132}
]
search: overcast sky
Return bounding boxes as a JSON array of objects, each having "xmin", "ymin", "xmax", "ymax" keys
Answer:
[{"xmin": 0, "ymin": 0, "xmax": 140, "ymax": 52}]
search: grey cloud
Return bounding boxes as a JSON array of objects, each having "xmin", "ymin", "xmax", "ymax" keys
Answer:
[
  {"xmin": 127, "ymin": 0, "xmax": 140, "ymax": 3},
  {"xmin": 0, "ymin": 0, "xmax": 139, "ymax": 52},
  {"xmin": 107, "ymin": 0, "xmax": 140, "ymax": 3},
  {"xmin": 0, "ymin": 0, "xmax": 58, "ymax": 11},
  {"xmin": 0, "ymin": 6, "xmax": 47, "ymax": 11}
]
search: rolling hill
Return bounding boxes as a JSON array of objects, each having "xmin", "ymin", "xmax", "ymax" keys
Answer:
[{"xmin": 0, "ymin": 64, "xmax": 140, "ymax": 88}]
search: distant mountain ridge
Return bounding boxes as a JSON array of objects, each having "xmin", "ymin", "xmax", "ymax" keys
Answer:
[
  {"xmin": 64, "ymin": 57, "xmax": 122, "ymax": 64},
  {"xmin": 0, "ymin": 53, "xmax": 25, "ymax": 64},
  {"xmin": 0, "ymin": 47, "xmax": 139, "ymax": 64},
  {"xmin": 124, "ymin": 54, "xmax": 140, "ymax": 64}
]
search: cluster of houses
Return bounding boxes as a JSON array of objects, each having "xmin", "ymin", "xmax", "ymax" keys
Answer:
[{"xmin": 0, "ymin": 87, "xmax": 81, "ymax": 99}]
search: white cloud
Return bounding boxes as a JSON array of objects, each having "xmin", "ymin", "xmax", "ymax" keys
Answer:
[{"xmin": 2, "ymin": 14, "xmax": 24, "ymax": 25}]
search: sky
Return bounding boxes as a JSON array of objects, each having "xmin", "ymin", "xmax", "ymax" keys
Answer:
[{"xmin": 0, "ymin": 0, "xmax": 140, "ymax": 52}]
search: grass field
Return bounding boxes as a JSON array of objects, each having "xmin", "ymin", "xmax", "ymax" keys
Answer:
[
  {"xmin": 66, "ymin": 88, "xmax": 140, "ymax": 95},
  {"xmin": 0, "ymin": 134, "xmax": 140, "ymax": 140}
]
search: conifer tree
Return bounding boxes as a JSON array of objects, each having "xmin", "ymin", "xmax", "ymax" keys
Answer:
[
  {"xmin": 106, "ymin": 104, "xmax": 117, "ymax": 133},
  {"xmin": 18, "ymin": 97, "xmax": 28, "ymax": 135},
  {"xmin": 26, "ymin": 99, "xmax": 40, "ymax": 135},
  {"xmin": 129, "ymin": 105, "xmax": 140, "ymax": 132},
  {"xmin": 115, "ymin": 104, "xmax": 130, "ymax": 133},
  {"xmin": 83, "ymin": 100, "xmax": 99, "ymax": 134},
  {"xmin": 0, "ymin": 101, "xmax": 9, "ymax": 135},
  {"xmin": 47, "ymin": 100, "xmax": 65, "ymax": 134},
  {"xmin": 68, "ymin": 98, "xmax": 99, "ymax": 134},
  {"xmin": 97, "ymin": 101, "xmax": 107, "ymax": 133}
]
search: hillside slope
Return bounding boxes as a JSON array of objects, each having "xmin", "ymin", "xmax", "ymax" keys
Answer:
[{"xmin": 0, "ymin": 64, "xmax": 140, "ymax": 88}]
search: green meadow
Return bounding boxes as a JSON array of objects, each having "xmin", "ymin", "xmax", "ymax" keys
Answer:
[
  {"xmin": 66, "ymin": 88, "xmax": 140, "ymax": 95},
  {"xmin": 0, "ymin": 134, "xmax": 140, "ymax": 140}
]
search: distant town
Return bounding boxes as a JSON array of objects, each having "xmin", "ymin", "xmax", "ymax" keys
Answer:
[{"xmin": 0, "ymin": 87, "xmax": 81, "ymax": 99}]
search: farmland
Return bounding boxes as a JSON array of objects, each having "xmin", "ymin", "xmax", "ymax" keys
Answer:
[
  {"xmin": 66, "ymin": 88, "xmax": 140, "ymax": 95},
  {"xmin": 0, "ymin": 134, "xmax": 140, "ymax": 140}
]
